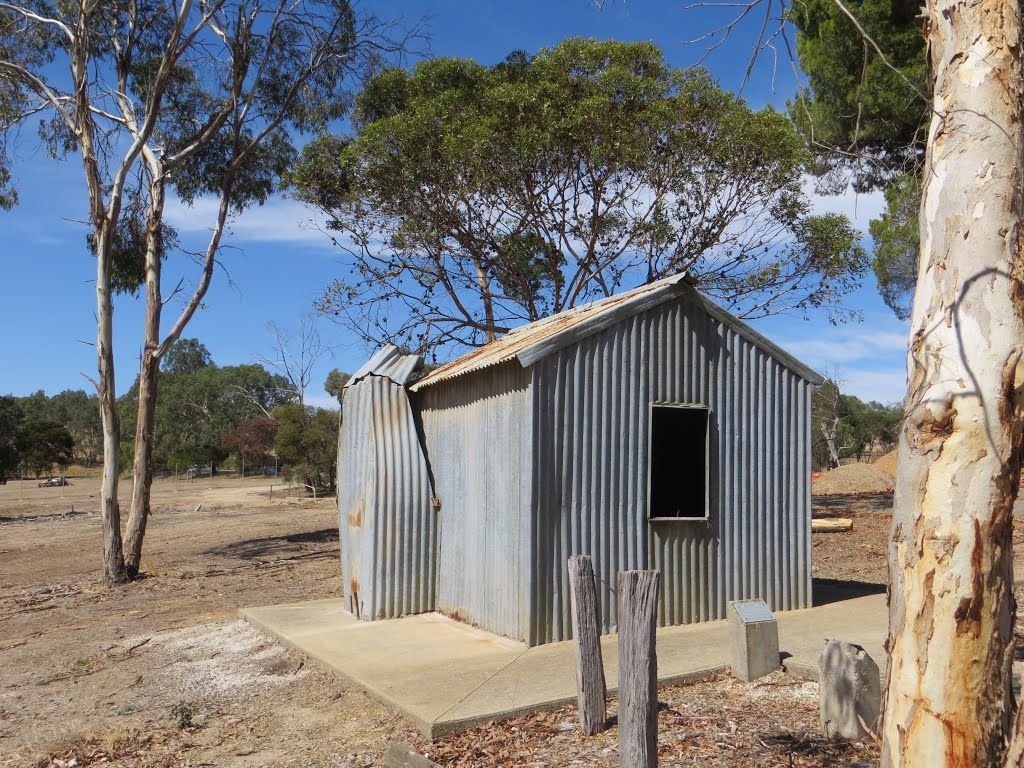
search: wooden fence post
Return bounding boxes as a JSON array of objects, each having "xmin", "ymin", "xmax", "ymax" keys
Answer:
[
  {"xmin": 568, "ymin": 554, "xmax": 607, "ymax": 735},
  {"xmin": 617, "ymin": 569, "xmax": 661, "ymax": 768}
]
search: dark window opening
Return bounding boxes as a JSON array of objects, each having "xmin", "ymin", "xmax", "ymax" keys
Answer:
[{"xmin": 648, "ymin": 404, "xmax": 710, "ymax": 519}]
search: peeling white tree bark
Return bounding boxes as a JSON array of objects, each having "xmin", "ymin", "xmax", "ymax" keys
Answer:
[{"xmin": 881, "ymin": 0, "xmax": 1024, "ymax": 764}]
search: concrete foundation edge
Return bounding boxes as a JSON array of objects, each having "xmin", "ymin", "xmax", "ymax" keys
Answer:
[
  {"xmin": 240, "ymin": 608, "xmax": 434, "ymax": 737},
  {"xmin": 240, "ymin": 608, "xmax": 728, "ymax": 739}
]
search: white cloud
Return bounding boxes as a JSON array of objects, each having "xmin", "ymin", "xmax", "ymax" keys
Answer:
[
  {"xmin": 782, "ymin": 329, "xmax": 908, "ymax": 364},
  {"xmin": 770, "ymin": 321, "xmax": 908, "ymax": 404},
  {"xmin": 305, "ymin": 393, "xmax": 340, "ymax": 410},
  {"xmin": 804, "ymin": 179, "xmax": 885, "ymax": 228},
  {"xmin": 165, "ymin": 195, "xmax": 336, "ymax": 248},
  {"xmin": 841, "ymin": 369, "xmax": 908, "ymax": 406}
]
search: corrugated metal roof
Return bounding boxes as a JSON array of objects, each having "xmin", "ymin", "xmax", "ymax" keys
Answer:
[
  {"xmin": 409, "ymin": 274, "xmax": 689, "ymax": 391},
  {"xmin": 408, "ymin": 273, "xmax": 823, "ymax": 391},
  {"xmin": 347, "ymin": 343, "xmax": 423, "ymax": 388}
]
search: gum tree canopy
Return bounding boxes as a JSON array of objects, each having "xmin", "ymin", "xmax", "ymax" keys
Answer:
[
  {"xmin": 291, "ymin": 38, "xmax": 868, "ymax": 356},
  {"xmin": 0, "ymin": 0, "xmax": 412, "ymax": 582},
  {"xmin": 787, "ymin": 0, "xmax": 928, "ymax": 320}
]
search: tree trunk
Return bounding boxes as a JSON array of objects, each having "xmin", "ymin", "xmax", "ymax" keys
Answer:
[
  {"xmin": 95, "ymin": 223, "xmax": 128, "ymax": 585},
  {"xmin": 123, "ymin": 352, "xmax": 158, "ymax": 576},
  {"xmin": 880, "ymin": 0, "xmax": 1024, "ymax": 763},
  {"xmin": 1008, "ymin": 704, "xmax": 1024, "ymax": 768},
  {"xmin": 123, "ymin": 173, "xmax": 165, "ymax": 577},
  {"xmin": 821, "ymin": 421, "xmax": 842, "ymax": 469},
  {"xmin": 473, "ymin": 257, "xmax": 497, "ymax": 342}
]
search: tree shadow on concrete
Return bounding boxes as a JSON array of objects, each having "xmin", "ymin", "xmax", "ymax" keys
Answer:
[
  {"xmin": 204, "ymin": 527, "xmax": 339, "ymax": 561},
  {"xmin": 813, "ymin": 578, "xmax": 886, "ymax": 606},
  {"xmin": 813, "ymin": 492, "xmax": 893, "ymax": 517}
]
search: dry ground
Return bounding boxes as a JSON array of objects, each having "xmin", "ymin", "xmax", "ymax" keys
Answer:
[
  {"xmin": 5, "ymin": 471, "xmax": 982, "ymax": 767},
  {"xmin": 811, "ymin": 489, "xmax": 1024, "ymax": 586}
]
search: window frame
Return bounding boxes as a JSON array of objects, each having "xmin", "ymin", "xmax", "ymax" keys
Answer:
[{"xmin": 646, "ymin": 402, "xmax": 712, "ymax": 523}]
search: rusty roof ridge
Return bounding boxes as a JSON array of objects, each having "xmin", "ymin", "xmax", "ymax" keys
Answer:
[
  {"xmin": 405, "ymin": 270, "xmax": 825, "ymax": 391},
  {"xmin": 408, "ymin": 273, "xmax": 689, "ymax": 391}
]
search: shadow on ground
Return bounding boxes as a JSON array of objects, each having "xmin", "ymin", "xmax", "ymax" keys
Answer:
[
  {"xmin": 813, "ymin": 492, "xmax": 893, "ymax": 517},
  {"xmin": 0, "ymin": 510, "xmax": 92, "ymax": 525},
  {"xmin": 812, "ymin": 578, "xmax": 886, "ymax": 606},
  {"xmin": 205, "ymin": 527, "xmax": 339, "ymax": 561}
]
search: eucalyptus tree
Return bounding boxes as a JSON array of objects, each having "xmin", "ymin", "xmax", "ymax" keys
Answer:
[
  {"xmin": 695, "ymin": 0, "xmax": 1024, "ymax": 761},
  {"xmin": 0, "ymin": 396, "xmax": 25, "ymax": 484},
  {"xmin": 0, "ymin": 0, "xmax": 417, "ymax": 581},
  {"xmin": 1, "ymin": 0, "xmax": 212, "ymax": 581},
  {"xmin": 878, "ymin": 3, "xmax": 1024, "ymax": 763},
  {"xmin": 787, "ymin": 0, "xmax": 928, "ymax": 320},
  {"xmin": 790, "ymin": 0, "xmax": 1024, "ymax": 760},
  {"xmin": 291, "ymin": 38, "xmax": 867, "ymax": 357}
]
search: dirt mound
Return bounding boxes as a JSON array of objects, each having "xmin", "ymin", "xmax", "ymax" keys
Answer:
[
  {"xmin": 872, "ymin": 449, "xmax": 898, "ymax": 478},
  {"xmin": 812, "ymin": 463, "xmax": 895, "ymax": 496}
]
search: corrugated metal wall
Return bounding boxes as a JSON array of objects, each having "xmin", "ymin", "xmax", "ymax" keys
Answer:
[
  {"xmin": 338, "ymin": 375, "xmax": 436, "ymax": 620},
  {"xmin": 415, "ymin": 363, "xmax": 534, "ymax": 642},
  {"xmin": 528, "ymin": 294, "xmax": 812, "ymax": 644}
]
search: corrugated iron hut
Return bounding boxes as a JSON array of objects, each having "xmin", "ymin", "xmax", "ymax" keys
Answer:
[{"xmin": 339, "ymin": 272, "xmax": 823, "ymax": 646}]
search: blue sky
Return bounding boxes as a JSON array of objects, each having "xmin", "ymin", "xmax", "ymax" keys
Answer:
[{"xmin": 0, "ymin": 0, "xmax": 908, "ymax": 407}]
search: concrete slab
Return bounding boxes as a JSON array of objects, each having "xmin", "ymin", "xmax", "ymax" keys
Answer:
[
  {"xmin": 241, "ymin": 592, "xmax": 889, "ymax": 738},
  {"xmin": 242, "ymin": 600, "xmax": 527, "ymax": 733},
  {"xmin": 434, "ymin": 619, "xmax": 730, "ymax": 736},
  {"xmin": 776, "ymin": 594, "xmax": 888, "ymax": 681}
]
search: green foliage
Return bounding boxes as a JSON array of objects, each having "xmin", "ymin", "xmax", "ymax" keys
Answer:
[
  {"xmin": 788, "ymin": 0, "xmax": 928, "ymax": 318},
  {"xmin": 118, "ymin": 441, "xmax": 135, "ymax": 471},
  {"xmin": 291, "ymin": 38, "xmax": 867, "ymax": 357},
  {"xmin": 324, "ymin": 369, "xmax": 351, "ymax": 404},
  {"xmin": 21, "ymin": 419, "xmax": 74, "ymax": 477},
  {"xmin": 171, "ymin": 699, "xmax": 195, "ymax": 729},
  {"xmin": 869, "ymin": 173, "xmax": 920, "ymax": 320},
  {"xmin": 273, "ymin": 404, "xmax": 338, "ymax": 491},
  {"xmin": 811, "ymin": 379, "xmax": 903, "ymax": 469},
  {"xmin": 222, "ymin": 418, "xmax": 278, "ymax": 466},
  {"xmin": 85, "ymin": 199, "xmax": 178, "ymax": 296},
  {"xmin": 119, "ymin": 347, "xmax": 292, "ymax": 471},
  {"xmin": 162, "ymin": 338, "xmax": 213, "ymax": 375},
  {"xmin": 0, "ymin": 395, "xmax": 26, "ymax": 484},
  {"xmin": 788, "ymin": 0, "xmax": 928, "ymax": 192},
  {"xmin": 15, "ymin": 389, "xmax": 103, "ymax": 466}
]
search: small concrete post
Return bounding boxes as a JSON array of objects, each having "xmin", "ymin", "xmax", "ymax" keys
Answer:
[
  {"xmin": 727, "ymin": 599, "xmax": 780, "ymax": 682},
  {"xmin": 568, "ymin": 555, "xmax": 607, "ymax": 735},
  {"xmin": 617, "ymin": 569, "xmax": 661, "ymax": 768},
  {"xmin": 818, "ymin": 640, "xmax": 880, "ymax": 739}
]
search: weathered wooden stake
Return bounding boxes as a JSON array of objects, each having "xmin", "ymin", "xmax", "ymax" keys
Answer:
[
  {"xmin": 617, "ymin": 569, "xmax": 661, "ymax": 768},
  {"xmin": 568, "ymin": 554, "xmax": 607, "ymax": 735}
]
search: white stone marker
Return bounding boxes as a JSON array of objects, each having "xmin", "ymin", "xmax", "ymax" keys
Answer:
[
  {"xmin": 728, "ymin": 599, "xmax": 780, "ymax": 682},
  {"xmin": 818, "ymin": 639, "xmax": 880, "ymax": 739}
]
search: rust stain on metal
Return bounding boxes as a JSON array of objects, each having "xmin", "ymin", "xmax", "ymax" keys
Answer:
[{"xmin": 410, "ymin": 276, "xmax": 686, "ymax": 391}]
